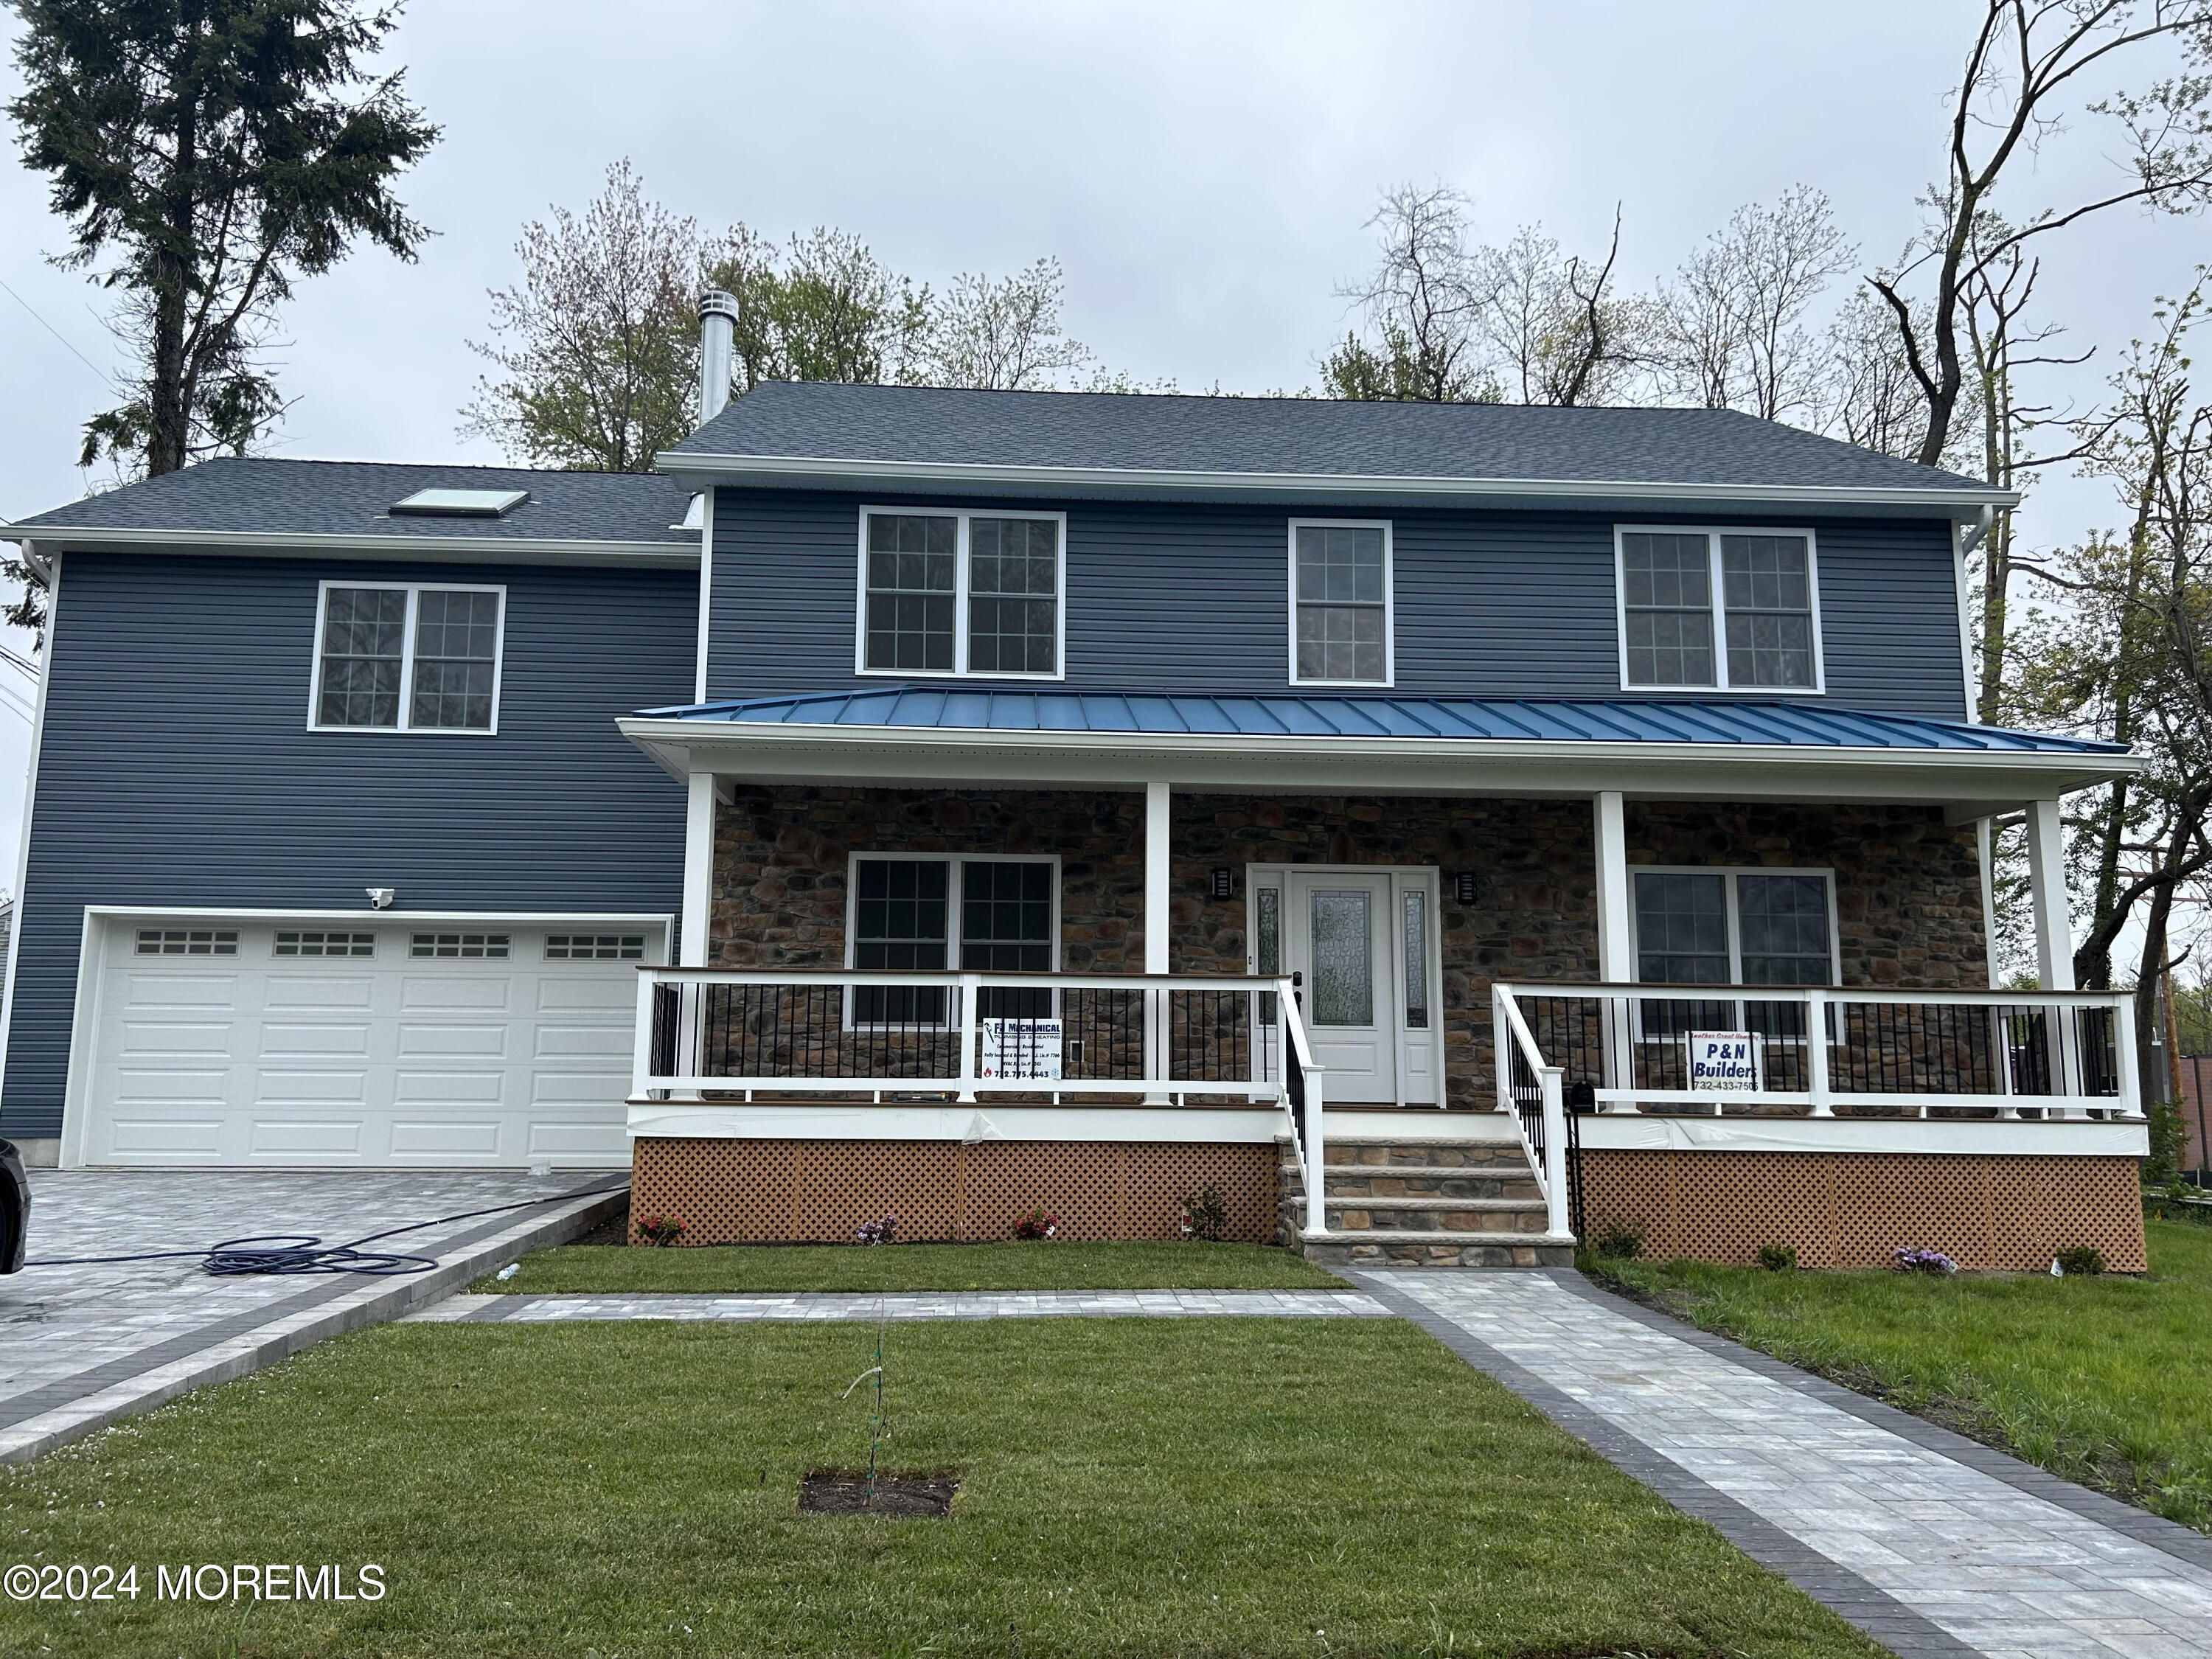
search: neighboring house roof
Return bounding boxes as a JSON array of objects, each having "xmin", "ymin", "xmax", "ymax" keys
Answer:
[
  {"xmin": 2, "ymin": 458, "xmax": 700, "ymax": 566},
  {"xmin": 641, "ymin": 686, "xmax": 2122, "ymax": 756},
  {"xmin": 661, "ymin": 381, "xmax": 2011, "ymax": 515}
]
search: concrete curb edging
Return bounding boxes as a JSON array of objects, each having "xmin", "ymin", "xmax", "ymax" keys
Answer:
[{"xmin": 0, "ymin": 1184, "xmax": 625, "ymax": 1467}]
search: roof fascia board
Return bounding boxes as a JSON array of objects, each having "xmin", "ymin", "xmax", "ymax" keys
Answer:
[
  {"xmin": 616, "ymin": 716, "xmax": 2137, "ymax": 803},
  {"xmin": 655, "ymin": 451, "xmax": 2017, "ymax": 517},
  {"xmin": 0, "ymin": 524, "xmax": 699, "ymax": 568}
]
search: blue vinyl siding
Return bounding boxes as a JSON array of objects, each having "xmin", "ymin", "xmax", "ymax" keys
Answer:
[
  {"xmin": 704, "ymin": 491, "xmax": 1969, "ymax": 718},
  {"xmin": 0, "ymin": 552, "xmax": 695, "ymax": 1140}
]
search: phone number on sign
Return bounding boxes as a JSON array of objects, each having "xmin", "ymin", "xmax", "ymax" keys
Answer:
[{"xmin": 5, "ymin": 1562, "xmax": 386, "ymax": 1602}]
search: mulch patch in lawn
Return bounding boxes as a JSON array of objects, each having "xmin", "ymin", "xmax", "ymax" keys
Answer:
[{"xmin": 797, "ymin": 1470, "xmax": 959, "ymax": 1517}]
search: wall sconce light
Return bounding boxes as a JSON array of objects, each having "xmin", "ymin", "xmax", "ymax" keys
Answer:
[
  {"xmin": 1211, "ymin": 867, "xmax": 1234, "ymax": 900},
  {"xmin": 366, "ymin": 888, "xmax": 397, "ymax": 910},
  {"xmin": 1454, "ymin": 872, "xmax": 1478, "ymax": 905}
]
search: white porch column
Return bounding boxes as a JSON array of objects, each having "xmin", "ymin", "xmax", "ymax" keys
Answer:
[
  {"xmin": 1593, "ymin": 791, "xmax": 1632, "ymax": 979},
  {"xmin": 1144, "ymin": 782, "xmax": 1171, "ymax": 975},
  {"xmin": 680, "ymin": 771, "xmax": 717, "ymax": 967},
  {"xmin": 1144, "ymin": 782, "xmax": 1170, "ymax": 1099},
  {"xmin": 1976, "ymin": 817, "xmax": 2001, "ymax": 988},
  {"xmin": 2025, "ymin": 797, "xmax": 2074, "ymax": 991},
  {"xmin": 2026, "ymin": 796, "xmax": 2084, "ymax": 1116},
  {"xmin": 1592, "ymin": 790, "xmax": 1637, "ymax": 1113}
]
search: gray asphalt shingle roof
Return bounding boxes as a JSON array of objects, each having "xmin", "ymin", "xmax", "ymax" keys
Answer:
[
  {"xmin": 667, "ymin": 380, "xmax": 1996, "ymax": 495},
  {"xmin": 10, "ymin": 457, "xmax": 695, "ymax": 544}
]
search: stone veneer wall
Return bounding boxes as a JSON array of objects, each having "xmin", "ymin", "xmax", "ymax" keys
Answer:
[{"xmin": 702, "ymin": 788, "xmax": 1991, "ymax": 1106}]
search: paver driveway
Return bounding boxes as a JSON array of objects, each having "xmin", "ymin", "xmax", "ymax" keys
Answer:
[{"xmin": 0, "ymin": 1168, "xmax": 622, "ymax": 1463}]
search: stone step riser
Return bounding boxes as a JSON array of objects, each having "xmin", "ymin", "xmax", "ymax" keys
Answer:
[
  {"xmin": 1284, "ymin": 1172, "xmax": 1542, "ymax": 1201},
  {"xmin": 1303, "ymin": 1238, "xmax": 1575, "ymax": 1270},
  {"xmin": 1327, "ymin": 1208, "xmax": 1549, "ymax": 1234},
  {"xmin": 1321, "ymin": 1144, "xmax": 1528, "ymax": 1172}
]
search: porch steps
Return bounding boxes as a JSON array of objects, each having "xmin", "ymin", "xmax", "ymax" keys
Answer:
[{"xmin": 1279, "ymin": 1135, "xmax": 1574, "ymax": 1269}]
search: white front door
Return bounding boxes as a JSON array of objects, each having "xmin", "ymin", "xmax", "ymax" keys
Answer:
[{"xmin": 1284, "ymin": 872, "xmax": 1397, "ymax": 1104}]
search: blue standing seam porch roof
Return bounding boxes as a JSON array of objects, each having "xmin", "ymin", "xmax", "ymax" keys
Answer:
[{"xmin": 635, "ymin": 688, "xmax": 2125, "ymax": 757}]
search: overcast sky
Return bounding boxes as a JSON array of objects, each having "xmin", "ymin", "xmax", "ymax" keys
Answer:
[{"xmin": 0, "ymin": 1, "xmax": 2204, "ymax": 886}]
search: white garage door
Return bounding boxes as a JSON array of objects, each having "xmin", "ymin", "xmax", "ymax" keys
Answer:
[{"xmin": 75, "ymin": 916, "xmax": 666, "ymax": 1167}]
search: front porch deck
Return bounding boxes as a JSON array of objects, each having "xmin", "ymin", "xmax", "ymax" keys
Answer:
[{"xmin": 627, "ymin": 966, "xmax": 2146, "ymax": 1267}]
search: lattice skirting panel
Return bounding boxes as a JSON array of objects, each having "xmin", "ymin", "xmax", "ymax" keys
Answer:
[
  {"xmin": 630, "ymin": 1137, "xmax": 1278, "ymax": 1245},
  {"xmin": 1579, "ymin": 1150, "xmax": 2146, "ymax": 1272}
]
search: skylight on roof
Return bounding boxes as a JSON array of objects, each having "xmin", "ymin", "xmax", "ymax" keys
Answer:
[{"xmin": 389, "ymin": 487, "xmax": 530, "ymax": 518}]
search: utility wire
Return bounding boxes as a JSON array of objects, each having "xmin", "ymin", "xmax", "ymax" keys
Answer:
[{"xmin": 0, "ymin": 275, "xmax": 119, "ymax": 392}]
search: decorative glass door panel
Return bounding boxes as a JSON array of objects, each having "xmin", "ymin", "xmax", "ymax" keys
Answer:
[{"xmin": 1284, "ymin": 872, "xmax": 1396, "ymax": 1102}]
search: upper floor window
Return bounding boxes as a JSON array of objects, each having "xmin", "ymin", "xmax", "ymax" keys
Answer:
[
  {"xmin": 1290, "ymin": 521, "xmax": 1393, "ymax": 686},
  {"xmin": 312, "ymin": 582, "xmax": 505, "ymax": 733},
  {"xmin": 858, "ymin": 509, "xmax": 1063, "ymax": 679},
  {"xmin": 1615, "ymin": 529, "xmax": 1821, "ymax": 693}
]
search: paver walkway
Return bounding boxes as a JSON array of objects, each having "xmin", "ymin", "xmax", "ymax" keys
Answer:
[
  {"xmin": 1359, "ymin": 1269, "xmax": 2212, "ymax": 1659},
  {"xmin": 408, "ymin": 1288, "xmax": 1389, "ymax": 1323},
  {"xmin": 1, "ymin": 1169, "xmax": 624, "ymax": 1464}
]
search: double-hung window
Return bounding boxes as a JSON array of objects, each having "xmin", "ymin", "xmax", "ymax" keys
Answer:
[
  {"xmin": 1633, "ymin": 868, "xmax": 1836, "ymax": 1038},
  {"xmin": 312, "ymin": 582, "xmax": 505, "ymax": 732},
  {"xmin": 848, "ymin": 855, "xmax": 1058, "ymax": 1023},
  {"xmin": 858, "ymin": 509, "xmax": 1064, "ymax": 678},
  {"xmin": 1290, "ymin": 520, "xmax": 1393, "ymax": 685},
  {"xmin": 1617, "ymin": 529, "xmax": 1821, "ymax": 692}
]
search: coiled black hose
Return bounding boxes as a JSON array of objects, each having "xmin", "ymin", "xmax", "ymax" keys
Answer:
[{"xmin": 21, "ymin": 1182, "xmax": 630, "ymax": 1276}]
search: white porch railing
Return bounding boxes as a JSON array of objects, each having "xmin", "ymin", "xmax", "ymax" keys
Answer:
[
  {"xmin": 1491, "ymin": 981, "xmax": 2143, "ymax": 1240},
  {"xmin": 1492, "ymin": 982, "xmax": 2143, "ymax": 1121},
  {"xmin": 633, "ymin": 967, "xmax": 1332, "ymax": 1234}
]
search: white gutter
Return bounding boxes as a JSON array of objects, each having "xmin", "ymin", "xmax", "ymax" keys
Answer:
[
  {"xmin": 0, "ymin": 524, "xmax": 699, "ymax": 568},
  {"xmin": 653, "ymin": 449, "xmax": 2020, "ymax": 515}
]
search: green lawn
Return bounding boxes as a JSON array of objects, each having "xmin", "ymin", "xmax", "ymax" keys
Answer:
[
  {"xmin": 474, "ymin": 1239, "xmax": 1348, "ymax": 1293},
  {"xmin": 1, "ymin": 1318, "xmax": 1886, "ymax": 1659},
  {"xmin": 1588, "ymin": 1217, "xmax": 2212, "ymax": 1532}
]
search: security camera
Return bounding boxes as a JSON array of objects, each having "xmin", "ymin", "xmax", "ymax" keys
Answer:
[{"xmin": 366, "ymin": 888, "xmax": 397, "ymax": 910}]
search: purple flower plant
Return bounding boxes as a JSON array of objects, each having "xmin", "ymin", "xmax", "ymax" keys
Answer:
[
  {"xmin": 1891, "ymin": 1246, "xmax": 1958, "ymax": 1277},
  {"xmin": 855, "ymin": 1214, "xmax": 897, "ymax": 1246}
]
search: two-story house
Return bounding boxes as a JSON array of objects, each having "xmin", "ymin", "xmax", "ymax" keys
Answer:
[{"xmin": 0, "ymin": 312, "xmax": 2150, "ymax": 1270}]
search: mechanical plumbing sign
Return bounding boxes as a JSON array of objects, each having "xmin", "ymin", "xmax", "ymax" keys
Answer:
[{"xmin": 1686, "ymin": 1030, "xmax": 1762, "ymax": 1093}]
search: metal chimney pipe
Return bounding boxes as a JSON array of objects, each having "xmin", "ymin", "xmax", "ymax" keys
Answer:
[{"xmin": 698, "ymin": 289, "xmax": 739, "ymax": 425}]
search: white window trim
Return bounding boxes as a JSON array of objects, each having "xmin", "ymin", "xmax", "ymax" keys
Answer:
[
  {"xmin": 841, "ymin": 852, "xmax": 1063, "ymax": 971},
  {"xmin": 841, "ymin": 852, "xmax": 1062, "ymax": 1030},
  {"xmin": 1627, "ymin": 864, "xmax": 1842, "ymax": 986},
  {"xmin": 852, "ymin": 506, "xmax": 1068, "ymax": 682},
  {"xmin": 307, "ymin": 579, "xmax": 507, "ymax": 735},
  {"xmin": 1613, "ymin": 526, "xmax": 1826, "ymax": 695},
  {"xmin": 1287, "ymin": 518, "xmax": 1395, "ymax": 688}
]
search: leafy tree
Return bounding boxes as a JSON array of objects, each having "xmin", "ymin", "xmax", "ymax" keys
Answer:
[
  {"xmin": 462, "ymin": 161, "xmax": 697, "ymax": 472},
  {"xmin": 7, "ymin": 0, "xmax": 437, "ymax": 479},
  {"xmin": 911, "ymin": 258, "xmax": 1091, "ymax": 390},
  {"xmin": 1322, "ymin": 184, "xmax": 1641, "ymax": 406},
  {"xmin": 705, "ymin": 225, "xmax": 931, "ymax": 392},
  {"xmin": 2010, "ymin": 281, "xmax": 2212, "ymax": 1080},
  {"xmin": 1322, "ymin": 184, "xmax": 1495, "ymax": 403},
  {"xmin": 1655, "ymin": 187, "xmax": 1855, "ymax": 422}
]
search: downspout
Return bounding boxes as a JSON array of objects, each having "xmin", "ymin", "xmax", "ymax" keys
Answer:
[
  {"xmin": 1953, "ymin": 507, "xmax": 1992, "ymax": 726},
  {"xmin": 692, "ymin": 292, "xmax": 738, "ymax": 707}
]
